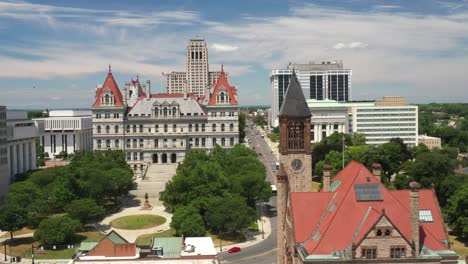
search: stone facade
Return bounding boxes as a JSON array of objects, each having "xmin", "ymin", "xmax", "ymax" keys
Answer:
[{"xmin": 92, "ymin": 67, "xmax": 239, "ymax": 177}]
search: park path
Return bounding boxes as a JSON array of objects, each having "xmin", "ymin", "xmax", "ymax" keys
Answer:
[
  {"xmin": 129, "ymin": 164, "xmax": 177, "ymax": 198},
  {"xmin": 99, "ymin": 198, "xmax": 173, "ymax": 243}
]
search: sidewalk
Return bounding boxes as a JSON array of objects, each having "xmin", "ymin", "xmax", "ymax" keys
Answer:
[{"xmin": 217, "ymin": 216, "xmax": 272, "ymax": 253}]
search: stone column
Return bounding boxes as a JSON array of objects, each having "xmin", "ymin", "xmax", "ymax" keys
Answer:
[
  {"xmin": 11, "ymin": 145, "xmax": 17, "ymax": 176},
  {"xmin": 24, "ymin": 142, "xmax": 30, "ymax": 171},
  {"xmin": 30, "ymin": 141, "xmax": 36, "ymax": 170},
  {"xmin": 18, "ymin": 143, "xmax": 24, "ymax": 173}
]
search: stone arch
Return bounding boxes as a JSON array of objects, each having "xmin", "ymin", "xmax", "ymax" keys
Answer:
[
  {"xmin": 152, "ymin": 153, "xmax": 158, "ymax": 163},
  {"xmin": 162, "ymin": 153, "xmax": 168, "ymax": 163},
  {"xmin": 170, "ymin": 153, "xmax": 177, "ymax": 163}
]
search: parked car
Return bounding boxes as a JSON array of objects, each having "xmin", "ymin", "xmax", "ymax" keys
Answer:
[{"xmin": 228, "ymin": 246, "xmax": 241, "ymax": 253}]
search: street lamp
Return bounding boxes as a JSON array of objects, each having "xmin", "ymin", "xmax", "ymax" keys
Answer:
[{"xmin": 31, "ymin": 244, "xmax": 35, "ymax": 264}]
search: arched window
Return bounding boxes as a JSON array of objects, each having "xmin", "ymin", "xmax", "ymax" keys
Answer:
[
  {"xmin": 126, "ymin": 125, "xmax": 130, "ymax": 133},
  {"xmin": 221, "ymin": 124, "xmax": 225, "ymax": 132},
  {"xmin": 163, "ymin": 107, "xmax": 168, "ymax": 116},
  {"xmin": 133, "ymin": 125, "xmax": 136, "ymax": 133},
  {"xmin": 105, "ymin": 94, "xmax": 110, "ymax": 104},
  {"xmin": 385, "ymin": 229, "xmax": 391, "ymax": 236},
  {"xmin": 97, "ymin": 140, "xmax": 102, "ymax": 148},
  {"xmin": 220, "ymin": 92, "xmax": 225, "ymax": 102},
  {"xmin": 202, "ymin": 138, "xmax": 206, "ymax": 147},
  {"xmin": 140, "ymin": 125, "xmax": 143, "ymax": 132},
  {"xmin": 154, "ymin": 139, "xmax": 159, "ymax": 147},
  {"xmin": 221, "ymin": 138, "xmax": 226, "ymax": 146},
  {"xmin": 164, "ymin": 124, "xmax": 168, "ymax": 132},
  {"xmin": 376, "ymin": 230, "xmax": 382, "ymax": 237},
  {"xmin": 212, "ymin": 138, "xmax": 217, "ymax": 146},
  {"xmin": 105, "ymin": 125, "xmax": 110, "ymax": 133},
  {"xmin": 115, "ymin": 125, "xmax": 119, "ymax": 133},
  {"xmin": 212, "ymin": 124, "xmax": 216, "ymax": 132},
  {"xmin": 287, "ymin": 121, "xmax": 305, "ymax": 150},
  {"xmin": 189, "ymin": 124, "xmax": 193, "ymax": 132},
  {"xmin": 195, "ymin": 138, "xmax": 199, "ymax": 147},
  {"xmin": 173, "ymin": 124, "xmax": 177, "ymax": 132},
  {"xmin": 115, "ymin": 139, "xmax": 119, "ymax": 148},
  {"xmin": 230, "ymin": 124, "xmax": 234, "ymax": 132},
  {"xmin": 172, "ymin": 107, "xmax": 177, "ymax": 116},
  {"xmin": 154, "ymin": 108, "xmax": 159, "ymax": 117},
  {"xmin": 230, "ymin": 138, "xmax": 234, "ymax": 146},
  {"xmin": 140, "ymin": 152, "xmax": 144, "ymax": 160},
  {"xmin": 195, "ymin": 124, "xmax": 199, "ymax": 132},
  {"xmin": 97, "ymin": 126, "xmax": 101, "ymax": 134},
  {"xmin": 106, "ymin": 140, "xmax": 110, "ymax": 148}
]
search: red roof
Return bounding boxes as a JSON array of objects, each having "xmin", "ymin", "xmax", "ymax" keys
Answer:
[
  {"xmin": 208, "ymin": 65, "xmax": 238, "ymax": 105},
  {"xmin": 92, "ymin": 66, "xmax": 124, "ymax": 107},
  {"xmin": 290, "ymin": 161, "xmax": 449, "ymax": 255}
]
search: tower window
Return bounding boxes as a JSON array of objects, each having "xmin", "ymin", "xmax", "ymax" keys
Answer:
[{"xmin": 287, "ymin": 121, "xmax": 305, "ymax": 150}]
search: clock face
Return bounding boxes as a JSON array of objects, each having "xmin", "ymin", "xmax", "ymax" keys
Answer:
[{"xmin": 291, "ymin": 159, "xmax": 303, "ymax": 171}]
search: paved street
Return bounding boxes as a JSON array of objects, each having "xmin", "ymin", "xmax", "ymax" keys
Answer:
[{"xmin": 220, "ymin": 122, "xmax": 278, "ymax": 264}]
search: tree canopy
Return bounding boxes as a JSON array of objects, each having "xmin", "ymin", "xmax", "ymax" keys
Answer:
[{"xmin": 160, "ymin": 145, "xmax": 269, "ymax": 235}]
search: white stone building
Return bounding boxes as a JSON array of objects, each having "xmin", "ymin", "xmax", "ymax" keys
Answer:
[
  {"xmin": 307, "ymin": 97, "xmax": 419, "ymax": 146},
  {"xmin": 0, "ymin": 106, "xmax": 8, "ymax": 199},
  {"xmin": 0, "ymin": 110, "xmax": 38, "ymax": 198},
  {"xmin": 418, "ymin": 134, "xmax": 441, "ymax": 149},
  {"xmin": 166, "ymin": 37, "xmax": 226, "ymax": 97},
  {"xmin": 34, "ymin": 110, "xmax": 93, "ymax": 158},
  {"xmin": 92, "ymin": 66, "xmax": 239, "ymax": 176}
]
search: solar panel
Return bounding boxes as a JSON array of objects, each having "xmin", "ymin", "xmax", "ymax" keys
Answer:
[
  {"xmin": 354, "ymin": 184, "xmax": 383, "ymax": 201},
  {"xmin": 419, "ymin": 210, "xmax": 433, "ymax": 222}
]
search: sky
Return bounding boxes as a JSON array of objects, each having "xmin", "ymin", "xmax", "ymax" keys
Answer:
[{"xmin": 1, "ymin": 0, "xmax": 468, "ymax": 109}]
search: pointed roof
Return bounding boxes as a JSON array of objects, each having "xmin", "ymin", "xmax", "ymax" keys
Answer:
[
  {"xmin": 278, "ymin": 70, "xmax": 311, "ymax": 118},
  {"xmin": 92, "ymin": 65, "xmax": 124, "ymax": 107},
  {"xmin": 290, "ymin": 161, "xmax": 450, "ymax": 257},
  {"xmin": 208, "ymin": 65, "xmax": 238, "ymax": 105}
]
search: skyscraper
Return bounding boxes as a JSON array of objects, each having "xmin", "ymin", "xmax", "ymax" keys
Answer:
[
  {"xmin": 166, "ymin": 38, "xmax": 227, "ymax": 97},
  {"xmin": 270, "ymin": 61, "xmax": 351, "ymax": 127}
]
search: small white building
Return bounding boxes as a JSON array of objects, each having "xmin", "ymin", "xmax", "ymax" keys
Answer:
[
  {"xmin": 34, "ymin": 110, "xmax": 93, "ymax": 158},
  {"xmin": 418, "ymin": 134, "xmax": 441, "ymax": 149}
]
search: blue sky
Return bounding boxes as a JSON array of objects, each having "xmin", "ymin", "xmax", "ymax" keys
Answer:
[{"xmin": 1, "ymin": 0, "xmax": 468, "ymax": 109}]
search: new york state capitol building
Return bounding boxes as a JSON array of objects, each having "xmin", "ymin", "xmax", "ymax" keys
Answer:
[{"xmin": 92, "ymin": 66, "xmax": 239, "ymax": 176}]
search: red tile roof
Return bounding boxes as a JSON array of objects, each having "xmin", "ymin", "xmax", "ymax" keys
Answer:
[
  {"xmin": 290, "ymin": 161, "xmax": 449, "ymax": 256},
  {"xmin": 92, "ymin": 66, "xmax": 124, "ymax": 107},
  {"xmin": 208, "ymin": 65, "xmax": 238, "ymax": 105}
]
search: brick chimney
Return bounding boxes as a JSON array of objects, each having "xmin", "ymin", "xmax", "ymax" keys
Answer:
[
  {"xmin": 323, "ymin": 164, "xmax": 332, "ymax": 192},
  {"xmin": 409, "ymin": 181, "xmax": 421, "ymax": 256},
  {"xmin": 372, "ymin": 163, "xmax": 382, "ymax": 182}
]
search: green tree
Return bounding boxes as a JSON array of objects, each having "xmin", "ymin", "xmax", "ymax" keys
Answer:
[
  {"xmin": 239, "ymin": 112, "xmax": 247, "ymax": 143},
  {"xmin": 444, "ymin": 183, "xmax": 468, "ymax": 239},
  {"xmin": 0, "ymin": 204, "xmax": 28, "ymax": 242},
  {"xmin": 65, "ymin": 199, "xmax": 105, "ymax": 225},
  {"xmin": 393, "ymin": 174, "xmax": 412, "ymax": 190},
  {"xmin": 352, "ymin": 133, "xmax": 366, "ymax": 146},
  {"xmin": 406, "ymin": 152, "xmax": 452, "ymax": 191},
  {"xmin": 439, "ymin": 173, "xmax": 468, "ymax": 207},
  {"xmin": 205, "ymin": 193, "xmax": 257, "ymax": 235},
  {"xmin": 171, "ymin": 205, "xmax": 205, "ymax": 237},
  {"xmin": 252, "ymin": 115, "xmax": 267, "ymax": 127},
  {"xmin": 34, "ymin": 216, "xmax": 81, "ymax": 245}
]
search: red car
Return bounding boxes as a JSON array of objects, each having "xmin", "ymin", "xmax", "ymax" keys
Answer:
[{"xmin": 228, "ymin": 246, "xmax": 241, "ymax": 253}]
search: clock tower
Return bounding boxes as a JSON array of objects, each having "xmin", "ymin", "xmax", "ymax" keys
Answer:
[{"xmin": 277, "ymin": 70, "xmax": 312, "ymax": 264}]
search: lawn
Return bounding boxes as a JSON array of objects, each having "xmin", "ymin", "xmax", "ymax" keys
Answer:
[
  {"xmin": 0, "ymin": 227, "xmax": 34, "ymax": 239},
  {"xmin": 110, "ymin": 214, "xmax": 166, "ymax": 230},
  {"xmin": 4, "ymin": 231, "xmax": 104, "ymax": 260},
  {"xmin": 448, "ymin": 231, "xmax": 468, "ymax": 258}
]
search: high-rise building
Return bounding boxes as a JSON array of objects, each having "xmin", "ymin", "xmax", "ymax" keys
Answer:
[
  {"xmin": 270, "ymin": 61, "xmax": 352, "ymax": 127},
  {"xmin": 166, "ymin": 38, "xmax": 227, "ymax": 97},
  {"xmin": 93, "ymin": 66, "xmax": 239, "ymax": 177},
  {"xmin": 33, "ymin": 110, "xmax": 93, "ymax": 157},
  {"xmin": 0, "ymin": 106, "xmax": 8, "ymax": 200}
]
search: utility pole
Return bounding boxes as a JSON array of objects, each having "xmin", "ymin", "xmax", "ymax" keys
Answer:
[{"xmin": 31, "ymin": 244, "xmax": 35, "ymax": 264}]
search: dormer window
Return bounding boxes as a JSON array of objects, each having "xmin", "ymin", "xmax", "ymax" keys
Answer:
[
  {"xmin": 216, "ymin": 88, "xmax": 230, "ymax": 104},
  {"xmin": 101, "ymin": 88, "xmax": 115, "ymax": 105}
]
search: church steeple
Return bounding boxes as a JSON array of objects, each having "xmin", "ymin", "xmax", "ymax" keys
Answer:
[
  {"xmin": 278, "ymin": 70, "xmax": 312, "ymax": 155},
  {"xmin": 278, "ymin": 70, "xmax": 311, "ymax": 118}
]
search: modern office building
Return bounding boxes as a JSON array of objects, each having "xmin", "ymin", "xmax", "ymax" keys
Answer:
[
  {"xmin": 34, "ymin": 110, "xmax": 93, "ymax": 158},
  {"xmin": 166, "ymin": 37, "xmax": 227, "ymax": 97},
  {"xmin": 307, "ymin": 97, "xmax": 418, "ymax": 146},
  {"xmin": 0, "ymin": 106, "xmax": 8, "ymax": 200},
  {"xmin": 93, "ymin": 65, "xmax": 239, "ymax": 177},
  {"xmin": 270, "ymin": 61, "xmax": 352, "ymax": 127}
]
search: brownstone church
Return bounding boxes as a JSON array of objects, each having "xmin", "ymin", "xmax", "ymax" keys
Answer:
[{"xmin": 276, "ymin": 71, "xmax": 459, "ymax": 264}]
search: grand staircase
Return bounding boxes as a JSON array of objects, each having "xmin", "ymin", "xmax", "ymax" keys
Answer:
[{"xmin": 129, "ymin": 164, "xmax": 177, "ymax": 199}]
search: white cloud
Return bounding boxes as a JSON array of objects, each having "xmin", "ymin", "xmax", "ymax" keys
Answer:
[
  {"xmin": 333, "ymin": 42, "xmax": 368, "ymax": 49},
  {"xmin": 211, "ymin": 43, "xmax": 239, "ymax": 52}
]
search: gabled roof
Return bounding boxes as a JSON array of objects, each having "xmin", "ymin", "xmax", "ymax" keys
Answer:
[
  {"xmin": 106, "ymin": 230, "xmax": 129, "ymax": 244},
  {"xmin": 290, "ymin": 161, "xmax": 450, "ymax": 256},
  {"xmin": 208, "ymin": 65, "xmax": 238, "ymax": 105},
  {"xmin": 278, "ymin": 70, "xmax": 311, "ymax": 118},
  {"xmin": 92, "ymin": 65, "xmax": 124, "ymax": 107}
]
